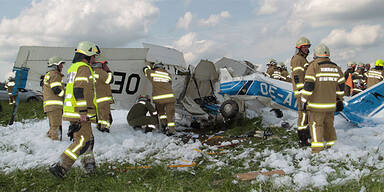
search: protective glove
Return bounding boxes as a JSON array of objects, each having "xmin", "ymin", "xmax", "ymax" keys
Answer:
[
  {"xmin": 142, "ymin": 65, "xmax": 150, "ymax": 74},
  {"xmin": 300, "ymin": 97, "xmax": 307, "ymax": 111},
  {"xmin": 336, "ymin": 100, "xmax": 344, "ymax": 112},
  {"xmin": 97, "ymin": 125, "xmax": 110, "ymax": 133},
  {"xmin": 68, "ymin": 123, "xmax": 81, "ymax": 141}
]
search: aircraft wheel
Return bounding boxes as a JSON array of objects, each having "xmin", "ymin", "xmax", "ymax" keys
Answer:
[{"xmin": 220, "ymin": 100, "xmax": 239, "ymax": 119}]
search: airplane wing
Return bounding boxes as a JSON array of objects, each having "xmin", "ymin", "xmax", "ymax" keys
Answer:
[{"xmin": 219, "ymin": 67, "xmax": 384, "ymax": 127}]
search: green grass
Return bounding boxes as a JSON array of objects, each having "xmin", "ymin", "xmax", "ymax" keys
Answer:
[
  {"xmin": 1, "ymin": 103, "xmax": 384, "ymax": 191},
  {"xmin": 0, "ymin": 100, "xmax": 45, "ymax": 126}
]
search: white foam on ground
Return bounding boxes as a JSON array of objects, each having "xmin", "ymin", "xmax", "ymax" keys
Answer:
[{"xmin": 1, "ymin": 108, "xmax": 384, "ymax": 190}]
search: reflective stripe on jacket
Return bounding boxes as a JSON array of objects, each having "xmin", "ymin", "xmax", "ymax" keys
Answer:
[
  {"xmin": 302, "ymin": 57, "xmax": 345, "ymax": 112},
  {"xmin": 145, "ymin": 67, "xmax": 176, "ymax": 104},
  {"xmin": 63, "ymin": 62, "xmax": 97, "ymax": 121},
  {"xmin": 43, "ymin": 70, "xmax": 64, "ymax": 112},
  {"xmin": 290, "ymin": 52, "xmax": 309, "ymax": 95},
  {"xmin": 93, "ymin": 68, "xmax": 113, "ymax": 104}
]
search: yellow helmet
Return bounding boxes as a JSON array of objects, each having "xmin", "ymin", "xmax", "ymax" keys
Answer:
[
  {"xmin": 75, "ymin": 41, "xmax": 100, "ymax": 56},
  {"xmin": 296, "ymin": 37, "xmax": 311, "ymax": 48},
  {"xmin": 376, "ymin": 59, "xmax": 384, "ymax": 67}
]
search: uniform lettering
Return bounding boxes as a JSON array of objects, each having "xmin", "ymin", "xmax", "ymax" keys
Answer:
[
  {"xmin": 319, "ymin": 77, "xmax": 338, "ymax": 81},
  {"xmin": 320, "ymin": 68, "xmax": 338, "ymax": 72}
]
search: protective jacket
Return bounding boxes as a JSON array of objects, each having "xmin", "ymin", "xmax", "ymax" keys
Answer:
[
  {"xmin": 366, "ymin": 67, "xmax": 384, "ymax": 88},
  {"xmin": 127, "ymin": 100, "xmax": 157, "ymax": 122},
  {"xmin": 144, "ymin": 67, "xmax": 176, "ymax": 104},
  {"xmin": 266, "ymin": 66, "xmax": 277, "ymax": 78},
  {"xmin": 43, "ymin": 70, "xmax": 64, "ymax": 112},
  {"xmin": 272, "ymin": 70, "xmax": 281, "ymax": 80},
  {"xmin": 290, "ymin": 52, "xmax": 309, "ymax": 96},
  {"xmin": 94, "ymin": 68, "xmax": 113, "ymax": 104},
  {"xmin": 302, "ymin": 57, "xmax": 345, "ymax": 112},
  {"xmin": 5, "ymin": 80, "xmax": 15, "ymax": 95},
  {"xmin": 352, "ymin": 70, "xmax": 365, "ymax": 94},
  {"xmin": 280, "ymin": 69, "xmax": 291, "ymax": 82},
  {"xmin": 63, "ymin": 62, "xmax": 97, "ymax": 121}
]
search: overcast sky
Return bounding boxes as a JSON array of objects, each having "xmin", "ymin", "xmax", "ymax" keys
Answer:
[{"xmin": 0, "ymin": 0, "xmax": 383, "ymax": 81}]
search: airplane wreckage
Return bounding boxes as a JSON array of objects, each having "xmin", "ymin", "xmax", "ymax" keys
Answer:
[{"xmin": 10, "ymin": 43, "xmax": 384, "ymax": 128}]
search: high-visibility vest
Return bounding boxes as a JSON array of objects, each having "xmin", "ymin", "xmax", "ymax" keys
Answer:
[{"xmin": 63, "ymin": 62, "xmax": 97, "ymax": 119}]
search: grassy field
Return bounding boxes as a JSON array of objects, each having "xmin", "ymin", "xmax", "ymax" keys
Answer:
[
  {"xmin": 0, "ymin": 100, "xmax": 45, "ymax": 126},
  {"xmin": 0, "ymin": 103, "xmax": 384, "ymax": 191}
]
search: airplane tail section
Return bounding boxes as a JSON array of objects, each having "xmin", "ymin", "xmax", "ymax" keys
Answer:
[{"xmin": 341, "ymin": 80, "xmax": 384, "ymax": 127}]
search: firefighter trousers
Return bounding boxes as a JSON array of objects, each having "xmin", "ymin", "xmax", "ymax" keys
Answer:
[
  {"xmin": 296, "ymin": 97, "xmax": 310, "ymax": 141},
  {"xmin": 97, "ymin": 102, "xmax": 111, "ymax": 129},
  {"xmin": 59, "ymin": 121, "xmax": 95, "ymax": 171},
  {"xmin": 155, "ymin": 102, "xmax": 175, "ymax": 132},
  {"xmin": 128, "ymin": 116, "xmax": 158, "ymax": 127},
  {"xmin": 308, "ymin": 111, "xmax": 337, "ymax": 153},
  {"xmin": 47, "ymin": 109, "xmax": 62, "ymax": 140},
  {"xmin": 8, "ymin": 95, "xmax": 16, "ymax": 105}
]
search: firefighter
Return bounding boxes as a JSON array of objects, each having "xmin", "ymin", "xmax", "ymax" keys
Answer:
[
  {"xmin": 301, "ymin": 43, "xmax": 344, "ymax": 153},
  {"xmin": 266, "ymin": 59, "xmax": 279, "ymax": 79},
  {"xmin": 278, "ymin": 62, "xmax": 291, "ymax": 82},
  {"xmin": 290, "ymin": 37, "xmax": 311, "ymax": 146},
  {"xmin": 366, "ymin": 59, "xmax": 384, "ymax": 88},
  {"xmin": 43, "ymin": 56, "xmax": 65, "ymax": 141},
  {"xmin": 352, "ymin": 63, "xmax": 366, "ymax": 95},
  {"xmin": 93, "ymin": 55, "xmax": 114, "ymax": 133},
  {"xmin": 143, "ymin": 62, "xmax": 176, "ymax": 136},
  {"xmin": 5, "ymin": 74, "xmax": 16, "ymax": 105},
  {"xmin": 364, "ymin": 63, "xmax": 371, "ymax": 73},
  {"xmin": 127, "ymin": 95, "xmax": 158, "ymax": 132},
  {"xmin": 344, "ymin": 61, "xmax": 356, "ymax": 96},
  {"xmin": 49, "ymin": 41, "xmax": 100, "ymax": 179}
]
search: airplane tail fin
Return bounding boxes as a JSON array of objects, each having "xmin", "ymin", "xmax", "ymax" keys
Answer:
[
  {"xmin": 341, "ymin": 80, "xmax": 384, "ymax": 127},
  {"xmin": 219, "ymin": 68, "xmax": 234, "ymax": 82}
]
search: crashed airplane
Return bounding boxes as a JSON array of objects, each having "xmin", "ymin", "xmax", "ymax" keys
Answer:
[{"xmin": 10, "ymin": 44, "xmax": 384, "ymax": 128}]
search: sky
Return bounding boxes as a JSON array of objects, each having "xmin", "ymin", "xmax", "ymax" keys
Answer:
[{"xmin": 0, "ymin": 0, "xmax": 383, "ymax": 81}]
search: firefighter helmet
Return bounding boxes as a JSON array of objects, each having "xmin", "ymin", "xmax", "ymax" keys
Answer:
[
  {"xmin": 48, "ymin": 56, "xmax": 65, "ymax": 66},
  {"xmin": 376, "ymin": 59, "xmax": 384, "ymax": 67},
  {"xmin": 137, "ymin": 95, "xmax": 150, "ymax": 102},
  {"xmin": 153, "ymin": 62, "xmax": 165, "ymax": 69},
  {"xmin": 347, "ymin": 61, "xmax": 356, "ymax": 68},
  {"xmin": 278, "ymin": 62, "xmax": 285, "ymax": 68},
  {"xmin": 75, "ymin": 41, "xmax": 100, "ymax": 56},
  {"xmin": 7, "ymin": 72, "xmax": 15, "ymax": 81},
  {"xmin": 268, "ymin": 58, "xmax": 277, "ymax": 65},
  {"xmin": 357, "ymin": 62, "xmax": 365, "ymax": 69},
  {"xmin": 95, "ymin": 55, "xmax": 108, "ymax": 64},
  {"xmin": 296, "ymin": 37, "xmax": 311, "ymax": 48},
  {"xmin": 314, "ymin": 43, "xmax": 330, "ymax": 58}
]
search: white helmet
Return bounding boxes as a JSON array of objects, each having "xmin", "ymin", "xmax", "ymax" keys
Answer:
[
  {"xmin": 314, "ymin": 43, "xmax": 330, "ymax": 58},
  {"xmin": 48, "ymin": 56, "xmax": 65, "ymax": 67}
]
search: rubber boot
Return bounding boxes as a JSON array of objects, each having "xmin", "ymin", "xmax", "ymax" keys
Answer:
[
  {"xmin": 83, "ymin": 162, "xmax": 96, "ymax": 174},
  {"xmin": 49, "ymin": 163, "xmax": 67, "ymax": 179},
  {"xmin": 298, "ymin": 129, "xmax": 311, "ymax": 147}
]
